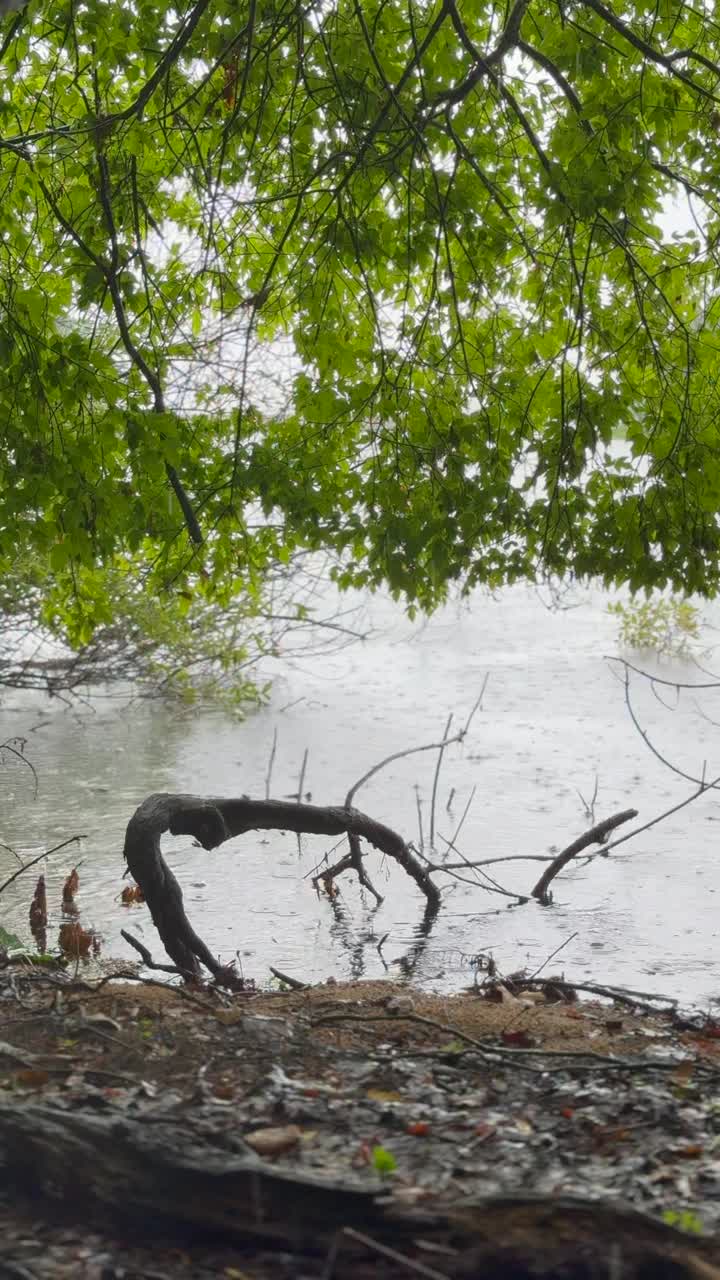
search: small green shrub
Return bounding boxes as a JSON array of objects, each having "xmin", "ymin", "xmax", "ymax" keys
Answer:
[{"xmin": 609, "ymin": 596, "xmax": 700, "ymax": 657}]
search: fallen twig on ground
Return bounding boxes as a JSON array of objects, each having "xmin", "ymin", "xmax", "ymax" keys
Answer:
[
  {"xmin": 309, "ymin": 1009, "xmax": 708, "ymax": 1073},
  {"xmin": 505, "ymin": 975, "xmax": 679, "ymax": 1013},
  {"xmin": 323, "ymin": 1226, "xmax": 449, "ymax": 1280}
]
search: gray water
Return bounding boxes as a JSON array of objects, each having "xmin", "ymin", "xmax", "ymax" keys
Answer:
[{"xmin": 2, "ymin": 581, "xmax": 719, "ymax": 1003}]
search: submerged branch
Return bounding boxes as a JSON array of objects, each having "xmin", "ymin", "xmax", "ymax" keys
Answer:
[{"xmin": 531, "ymin": 809, "xmax": 638, "ymax": 904}]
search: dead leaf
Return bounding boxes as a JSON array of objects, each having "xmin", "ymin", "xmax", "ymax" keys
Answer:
[
  {"xmin": 58, "ymin": 922, "xmax": 93, "ymax": 958},
  {"xmin": 672, "ymin": 1061, "xmax": 695, "ymax": 1086},
  {"xmin": 495, "ymin": 985, "xmax": 521, "ymax": 1005},
  {"xmin": 366, "ymin": 1088, "xmax": 403, "ymax": 1103},
  {"xmin": 501, "ymin": 1029, "xmax": 536, "ymax": 1048},
  {"xmin": 385, "ymin": 995, "xmax": 415, "ymax": 1015},
  {"xmin": 514, "ymin": 1117, "xmax": 534, "ymax": 1136},
  {"xmin": 244, "ymin": 1125, "xmax": 302, "ymax": 1157},
  {"xmin": 406, "ymin": 1121, "xmax": 431, "ymax": 1136},
  {"xmin": 213, "ymin": 1009, "xmax": 244, "ymax": 1026},
  {"xmin": 121, "ymin": 883, "xmax": 145, "ymax": 905},
  {"xmin": 62, "ymin": 867, "xmax": 80, "ymax": 906},
  {"xmin": 29, "ymin": 876, "xmax": 47, "ymax": 953},
  {"xmin": 213, "ymin": 1083, "xmax": 236, "ymax": 1101},
  {"xmin": 14, "ymin": 1069, "xmax": 50, "ymax": 1089},
  {"xmin": 592, "ymin": 1125, "xmax": 631, "ymax": 1148}
]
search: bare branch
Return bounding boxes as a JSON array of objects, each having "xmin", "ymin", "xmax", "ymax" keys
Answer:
[
  {"xmin": 531, "ymin": 809, "xmax": 638, "ymax": 903},
  {"xmin": 0, "ymin": 836, "xmax": 85, "ymax": 900}
]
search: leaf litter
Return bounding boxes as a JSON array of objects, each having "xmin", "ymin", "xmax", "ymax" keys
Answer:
[{"xmin": 2, "ymin": 962, "xmax": 720, "ymax": 1276}]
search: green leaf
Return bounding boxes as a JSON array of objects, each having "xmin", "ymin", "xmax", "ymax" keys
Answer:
[{"xmin": 371, "ymin": 1146, "xmax": 397, "ymax": 1176}]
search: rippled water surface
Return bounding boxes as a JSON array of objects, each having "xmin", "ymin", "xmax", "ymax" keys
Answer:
[{"xmin": 2, "ymin": 582, "xmax": 720, "ymax": 1003}]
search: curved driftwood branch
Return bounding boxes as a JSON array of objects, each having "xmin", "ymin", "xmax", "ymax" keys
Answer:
[
  {"xmin": 531, "ymin": 808, "xmax": 638, "ymax": 904},
  {"xmin": 123, "ymin": 792, "xmax": 440, "ymax": 980}
]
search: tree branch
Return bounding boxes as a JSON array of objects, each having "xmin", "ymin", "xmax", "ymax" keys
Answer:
[
  {"xmin": 123, "ymin": 792, "xmax": 440, "ymax": 980},
  {"xmin": 582, "ymin": 0, "xmax": 720, "ymax": 102},
  {"xmin": 531, "ymin": 809, "xmax": 638, "ymax": 903}
]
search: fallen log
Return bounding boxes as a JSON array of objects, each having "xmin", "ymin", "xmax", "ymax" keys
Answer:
[{"xmin": 0, "ymin": 1100, "xmax": 718, "ymax": 1279}]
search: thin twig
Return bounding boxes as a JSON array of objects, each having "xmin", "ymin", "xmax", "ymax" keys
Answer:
[
  {"xmin": 429, "ymin": 712, "xmax": 453, "ymax": 853},
  {"xmin": 344, "ymin": 707, "xmax": 479, "ymax": 809},
  {"xmin": 0, "ymin": 737, "xmax": 38, "ymax": 799},
  {"xmin": 324, "ymin": 1227, "xmax": 449, "ymax": 1280},
  {"xmin": 0, "ymin": 839, "xmax": 23, "ymax": 867},
  {"xmin": 295, "ymin": 746, "xmax": 310, "ymax": 853},
  {"xmin": 265, "ymin": 727, "xmax": 278, "ymax": 800},
  {"xmin": 450, "ymin": 785, "xmax": 476, "ymax": 849},
  {"xmin": 297, "ymin": 747, "xmax": 309, "ymax": 802},
  {"xmin": 518, "ymin": 976, "xmax": 678, "ymax": 1014},
  {"xmin": 586, "ymin": 776, "xmax": 720, "ymax": 861},
  {"xmin": 436, "ymin": 833, "xmax": 521, "ymax": 899},
  {"xmin": 414, "ymin": 784, "xmax": 425, "ymax": 851},
  {"xmin": 463, "ymin": 675, "xmax": 489, "ymax": 734},
  {"xmin": 20, "ymin": 968, "xmax": 218, "ymax": 1012},
  {"xmin": 421, "ymin": 852, "xmax": 552, "ymax": 871},
  {"xmin": 376, "ymin": 932, "xmax": 390, "ymax": 972},
  {"xmin": 617, "ymin": 662, "xmax": 718, "ymax": 790},
  {"xmin": 309, "ymin": 1010, "xmax": 701, "ymax": 1072},
  {"xmin": 528, "ymin": 931, "xmax": 578, "ymax": 980},
  {"xmin": 0, "ymin": 836, "xmax": 84, "ymax": 899},
  {"xmin": 348, "ymin": 831, "xmax": 384, "ymax": 905},
  {"xmin": 121, "ymin": 929, "xmax": 181, "ymax": 974}
]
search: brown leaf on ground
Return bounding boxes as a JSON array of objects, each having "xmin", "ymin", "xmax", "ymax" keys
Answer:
[
  {"xmin": 501, "ymin": 1029, "xmax": 536, "ymax": 1048},
  {"xmin": 13, "ymin": 1069, "xmax": 51, "ymax": 1089}
]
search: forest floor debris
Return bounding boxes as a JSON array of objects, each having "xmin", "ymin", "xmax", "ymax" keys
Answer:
[{"xmin": 2, "ymin": 965, "xmax": 720, "ymax": 1277}]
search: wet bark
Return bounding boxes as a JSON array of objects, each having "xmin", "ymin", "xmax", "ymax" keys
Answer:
[
  {"xmin": 123, "ymin": 792, "xmax": 440, "ymax": 980},
  {"xmin": 531, "ymin": 808, "xmax": 638, "ymax": 904},
  {"xmin": 0, "ymin": 1100, "xmax": 718, "ymax": 1280}
]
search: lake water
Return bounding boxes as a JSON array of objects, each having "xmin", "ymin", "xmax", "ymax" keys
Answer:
[{"xmin": 2, "ymin": 580, "xmax": 720, "ymax": 1005}]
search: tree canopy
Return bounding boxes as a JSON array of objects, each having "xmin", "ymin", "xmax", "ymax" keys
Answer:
[{"xmin": 2, "ymin": 0, "xmax": 720, "ymax": 636}]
